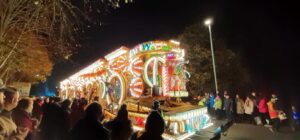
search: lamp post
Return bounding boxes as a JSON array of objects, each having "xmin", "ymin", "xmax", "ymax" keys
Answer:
[{"xmin": 205, "ymin": 18, "xmax": 218, "ymax": 94}]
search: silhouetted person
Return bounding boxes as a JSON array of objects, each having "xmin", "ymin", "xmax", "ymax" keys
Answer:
[
  {"xmin": 32, "ymin": 98, "xmax": 43, "ymax": 121},
  {"xmin": 40, "ymin": 103, "xmax": 69, "ymax": 140},
  {"xmin": 61, "ymin": 99, "xmax": 72, "ymax": 131},
  {"xmin": 132, "ymin": 111, "xmax": 165, "ymax": 140},
  {"xmin": 105, "ymin": 104, "xmax": 133, "ymax": 140},
  {"xmin": 12, "ymin": 98, "xmax": 36, "ymax": 140},
  {"xmin": 71, "ymin": 102, "xmax": 109, "ymax": 140},
  {"xmin": 151, "ymin": 100, "xmax": 163, "ymax": 116},
  {"xmin": 223, "ymin": 94, "xmax": 233, "ymax": 122}
]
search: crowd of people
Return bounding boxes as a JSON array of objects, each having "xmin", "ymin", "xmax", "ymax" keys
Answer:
[
  {"xmin": 0, "ymin": 86, "xmax": 166, "ymax": 140},
  {"xmin": 196, "ymin": 90, "xmax": 300, "ymax": 133},
  {"xmin": 0, "ymin": 84, "xmax": 299, "ymax": 140}
]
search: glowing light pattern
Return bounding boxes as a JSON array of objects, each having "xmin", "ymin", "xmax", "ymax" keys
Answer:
[
  {"xmin": 129, "ymin": 77, "xmax": 144, "ymax": 97},
  {"xmin": 104, "ymin": 47, "xmax": 128, "ymax": 61},
  {"xmin": 162, "ymin": 64, "xmax": 169, "ymax": 96},
  {"xmin": 129, "ymin": 57, "xmax": 144, "ymax": 77},
  {"xmin": 60, "ymin": 40, "xmax": 190, "ymax": 100},
  {"xmin": 99, "ymin": 80, "xmax": 106, "ymax": 99},
  {"xmin": 143, "ymin": 56, "xmax": 166, "ymax": 87}
]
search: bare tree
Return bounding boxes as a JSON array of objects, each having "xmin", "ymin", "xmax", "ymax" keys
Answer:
[{"xmin": 0, "ymin": 0, "xmax": 132, "ymax": 84}]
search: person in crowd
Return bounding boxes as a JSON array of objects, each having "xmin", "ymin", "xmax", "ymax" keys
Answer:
[
  {"xmin": 32, "ymin": 98, "xmax": 44, "ymax": 121},
  {"xmin": 267, "ymin": 97, "xmax": 280, "ymax": 132},
  {"xmin": 12, "ymin": 98, "xmax": 37, "ymax": 140},
  {"xmin": 198, "ymin": 94, "xmax": 207, "ymax": 107},
  {"xmin": 251, "ymin": 92, "xmax": 259, "ymax": 117},
  {"xmin": 244, "ymin": 96, "xmax": 254, "ymax": 124},
  {"xmin": 291, "ymin": 105, "xmax": 299, "ymax": 132},
  {"xmin": 223, "ymin": 94, "xmax": 233, "ymax": 122},
  {"xmin": 0, "ymin": 87, "xmax": 29, "ymax": 139},
  {"xmin": 70, "ymin": 98, "xmax": 88, "ymax": 127},
  {"xmin": 131, "ymin": 111, "xmax": 165, "ymax": 140},
  {"xmin": 258, "ymin": 94, "xmax": 270, "ymax": 126},
  {"xmin": 209, "ymin": 93, "xmax": 215, "ymax": 116},
  {"xmin": 271, "ymin": 92, "xmax": 282, "ymax": 110},
  {"xmin": 61, "ymin": 99, "xmax": 72, "ymax": 114},
  {"xmin": 152, "ymin": 100, "xmax": 163, "ymax": 116},
  {"xmin": 105, "ymin": 104, "xmax": 133, "ymax": 140},
  {"xmin": 61, "ymin": 99, "xmax": 72, "ymax": 130},
  {"xmin": 204, "ymin": 92, "xmax": 210, "ymax": 108},
  {"xmin": 40, "ymin": 102, "xmax": 70, "ymax": 140},
  {"xmin": 0, "ymin": 88, "xmax": 5, "ymax": 112},
  {"xmin": 71, "ymin": 102, "xmax": 109, "ymax": 140},
  {"xmin": 235, "ymin": 94, "xmax": 244, "ymax": 123},
  {"xmin": 213, "ymin": 94, "xmax": 222, "ymax": 120}
]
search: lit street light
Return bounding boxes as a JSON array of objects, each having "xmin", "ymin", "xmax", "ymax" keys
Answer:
[{"xmin": 204, "ymin": 18, "xmax": 218, "ymax": 94}]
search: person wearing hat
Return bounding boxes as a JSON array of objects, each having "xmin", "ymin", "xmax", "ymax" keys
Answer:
[{"xmin": 267, "ymin": 97, "xmax": 280, "ymax": 132}]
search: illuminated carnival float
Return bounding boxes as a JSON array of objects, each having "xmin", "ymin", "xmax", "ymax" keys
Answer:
[{"xmin": 60, "ymin": 40, "xmax": 211, "ymax": 140}]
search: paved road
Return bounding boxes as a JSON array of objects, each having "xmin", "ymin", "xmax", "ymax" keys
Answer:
[{"xmin": 188, "ymin": 121, "xmax": 300, "ymax": 140}]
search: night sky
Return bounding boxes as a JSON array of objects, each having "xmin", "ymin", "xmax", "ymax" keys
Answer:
[{"xmin": 33, "ymin": 0, "xmax": 300, "ymax": 106}]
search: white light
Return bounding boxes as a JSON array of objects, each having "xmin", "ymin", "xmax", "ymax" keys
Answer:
[
  {"xmin": 170, "ymin": 40, "xmax": 180, "ymax": 45},
  {"xmin": 143, "ymin": 57, "xmax": 166, "ymax": 87},
  {"xmin": 202, "ymin": 123, "xmax": 213, "ymax": 129},
  {"xmin": 34, "ymin": 1, "xmax": 39, "ymax": 5},
  {"xmin": 105, "ymin": 47, "xmax": 128, "ymax": 61},
  {"xmin": 204, "ymin": 18, "xmax": 213, "ymax": 26}
]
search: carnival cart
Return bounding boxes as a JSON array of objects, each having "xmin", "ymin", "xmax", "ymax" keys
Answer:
[{"xmin": 60, "ymin": 40, "xmax": 211, "ymax": 140}]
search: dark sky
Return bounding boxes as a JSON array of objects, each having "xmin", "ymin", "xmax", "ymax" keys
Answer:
[{"xmin": 35, "ymin": 0, "xmax": 300, "ymax": 105}]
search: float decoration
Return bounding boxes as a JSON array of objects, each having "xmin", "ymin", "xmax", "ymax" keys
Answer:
[{"xmin": 60, "ymin": 40, "xmax": 211, "ymax": 140}]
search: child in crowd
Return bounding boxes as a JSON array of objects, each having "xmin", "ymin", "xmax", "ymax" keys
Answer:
[{"xmin": 291, "ymin": 105, "xmax": 299, "ymax": 132}]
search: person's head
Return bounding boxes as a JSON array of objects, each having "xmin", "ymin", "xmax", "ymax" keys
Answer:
[
  {"xmin": 224, "ymin": 90, "xmax": 228, "ymax": 95},
  {"xmin": 116, "ymin": 104, "xmax": 128, "ymax": 121},
  {"xmin": 3, "ymin": 87, "xmax": 19, "ymax": 111},
  {"xmin": 292, "ymin": 106, "xmax": 296, "ymax": 112},
  {"xmin": 271, "ymin": 93, "xmax": 277, "ymax": 98},
  {"xmin": 85, "ymin": 102, "xmax": 103, "ymax": 121},
  {"xmin": 44, "ymin": 97, "xmax": 50, "ymax": 103},
  {"xmin": 61, "ymin": 99, "xmax": 72, "ymax": 109},
  {"xmin": 236, "ymin": 94, "xmax": 240, "ymax": 99},
  {"xmin": 93, "ymin": 96, "xmax": 99, "ymax": 102},
  {"xmin": 80, "ymin": 98, "xmax": 88, "ymax": 106},
  {"xmin": 16, "ymin": 98, "xmax": 34, "ymax": 113},
  {"xmin": 197, "ymin": 95, "xmax": 201, "ymax": 100},
  {"xmin": 271, "ymin": 97, "xmax": 277, "ymax": 103},
  {"xmin": 225, "ymin": 94, "xmax": 230, "ymax": 99},
  {"xmin": 153, "ymin": 100, "xmax": 160, "ymax": 110},
  {"xmin": 246, "ymin": 96, "xmax": 250, "ymax": 100},
  {"xmin": 251, "ymin": 92, "xmax": 256, "ymax": 97},
  {"xmin": 145, "ymin": 111, "xmax": 165, "ymax": 136}
]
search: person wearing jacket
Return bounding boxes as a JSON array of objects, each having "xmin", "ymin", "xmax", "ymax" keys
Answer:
[
  {"xmin": 214, "ymin": 95, "xmax": 222, "ymax": 119},
  {"xmin": 223, "ymin": 94, "xmax": 233, "ymax": 122},
  {"xmin": 235, "ymin": 94, "xmax": 244, "ymax": 123},
  {"xmin": 291, "ymin": 105, "xmax": 299, "ymax": 132},
  {"xmin": 267, "ymin": 97, "xmax": 280, "ymax": 132},
  {"xmin": 244, "ymin": 96, "xmax": 254, "ymax": 124},
  {"xmin": 258, "ymin": 95, "xmax": 270, "ymax": 126},
  {"xmin": 209, "ymin": 93, "xmax": 215, "ymax": 116},
  {"xmin": 198, "ymin": 95, "xmax": 207, "ymax": 107}
]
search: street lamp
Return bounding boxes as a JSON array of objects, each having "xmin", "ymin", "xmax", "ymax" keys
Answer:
[{"xmin": 204, "ymin": 18, "xmax": 218, "ymax": 94}]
